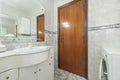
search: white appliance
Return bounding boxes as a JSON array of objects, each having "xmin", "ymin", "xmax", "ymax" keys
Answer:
[{"xmin": 99, "ymin": 47, "xmax": 120, "ymax": 80}]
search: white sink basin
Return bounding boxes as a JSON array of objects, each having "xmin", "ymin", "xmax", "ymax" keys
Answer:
[
  {"xmin": 0, "ymin": 46, "xmax": 52, "ymax": 73},
  {"xmin": 12, "ymin": 46, "xmax": 50, "ymax": 54}
]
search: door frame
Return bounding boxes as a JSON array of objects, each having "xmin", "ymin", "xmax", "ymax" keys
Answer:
[{"xmin": 58, "ymin": 0, "xmax": 88, "ymax": 79}]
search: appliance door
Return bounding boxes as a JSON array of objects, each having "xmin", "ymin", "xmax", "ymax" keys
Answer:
[
  {"xmin": 99, "ymin": 59, "xmax": 108, "ymax": 80},
  {"xmin": 111, "ymin": 55, "xmax": 120, "ymax": 80}
]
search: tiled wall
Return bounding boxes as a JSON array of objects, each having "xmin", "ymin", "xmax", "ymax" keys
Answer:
[
  {"xmin": 88, "ymin": 0, "xmax": 120, "ymax": 79},
  {"xmin": 88, "ymin": 24, "xmax": 120, "ymax": 80},
  {"xmin": 2, "ymin": 29, "xmax": 57, "ymax": 50},
  {"xmin": 88, "ymin": 0, "xmax": 120, "ymax": 27},
  {"xmin": 89, "ymin": 0, "xmax": 120, "ymax": 79}
]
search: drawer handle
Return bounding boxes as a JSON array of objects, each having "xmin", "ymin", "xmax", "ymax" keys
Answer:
[
  {"xmin": 51, "ymin": 57, "xmax": 53, "ymax": 59},
  {"xmin": 49, "ymin": 63, "xmax": 51, "ymax": 65},
  {"xmin": 34, "ymin": 72, "xmax": 37, "ymax": 74},
  {"xmin": 6, "ymin": 76, "xmax": 10, "ymax": 79},
  {"xmin": 39, "ymin": 69, "xmax": 41, "ymax": 71}
]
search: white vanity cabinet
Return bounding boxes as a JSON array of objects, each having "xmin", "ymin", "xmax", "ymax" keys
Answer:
[
  {"xmin": 19, "ymin": 61, "xmax": 54, "ymax": 80},
  {"xmin": 37, "ymin": 62, "xmax": 51, "ymax": 80},
  {"xmin": 19, "ymin": 66, "xmax": 37, "ymax": 80},
  {"xmin": 0, "ymin": 46, "xmax": 54, "ymax": 80},
  {"xmin": 0, "ymin": 69, "xmax": 18, "ymax": 80},
  {"xmin": 37, "ymin": 50, "xmax": 54, "ymax": 80},
  {"xmin": 37, "ymin": 62, "xmax": 54, "ymax": 80},
  {"xmin": 19, "ymin": 48, "xmax": 54, "ymax": 80}
]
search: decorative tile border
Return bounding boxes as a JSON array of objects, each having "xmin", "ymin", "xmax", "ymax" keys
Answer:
[
  {"xmin": 88, "ymin": 24, "xmax": 120, "ymax": 31},
  {"xmin": 45, "ymin": 24, "xmax": 120, "ymax": 32},
  {"xmin": 18, "ymin": 34, "xmax": 36, "ymax": 36},
  {"xmin": 45, "ymin": 30, "xmax": 57, "ymax": 34}
]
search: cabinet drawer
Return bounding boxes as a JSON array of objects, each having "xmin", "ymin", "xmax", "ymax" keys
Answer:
[{"xmin": 0, "ymin": 69, "xmax": 18, "ymax": 80}]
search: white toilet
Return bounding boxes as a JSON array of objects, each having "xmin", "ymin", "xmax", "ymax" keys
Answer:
[{"xmin": 99, "ymin": 47, "xmax": 120, "ymax": 80}]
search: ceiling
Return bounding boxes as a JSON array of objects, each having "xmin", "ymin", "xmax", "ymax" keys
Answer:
[{"xmin": 1, "ymin": 0, "xmax": 44, "ymax": 14}]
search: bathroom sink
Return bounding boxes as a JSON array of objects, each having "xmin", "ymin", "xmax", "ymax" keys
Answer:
[{"xmin": 12, "ymin": 46, "xmax": 50, "ymax": 54}]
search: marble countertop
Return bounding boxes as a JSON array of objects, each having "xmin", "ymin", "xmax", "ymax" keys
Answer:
[{"xmin": 0, "ymin": 46, "xmax": 53, "ymax": 58}]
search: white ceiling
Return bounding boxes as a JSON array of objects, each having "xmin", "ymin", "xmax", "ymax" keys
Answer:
[{"xmin": 1, "ymin": 0, "xmax": 44, "ymax": 14}]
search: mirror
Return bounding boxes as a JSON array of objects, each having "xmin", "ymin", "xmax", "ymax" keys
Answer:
[
  {"xmin": 0, "ymin": 14, "xmax": 17, "ymax": 37},
  {"xmin": 0, "ymin": 0, "xmax": 45, "ymax": 42}
]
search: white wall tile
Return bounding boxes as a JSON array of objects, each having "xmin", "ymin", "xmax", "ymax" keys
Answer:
[{"xmin": 88, "ymin": 0, "xmax": 120, "ymax": 27}]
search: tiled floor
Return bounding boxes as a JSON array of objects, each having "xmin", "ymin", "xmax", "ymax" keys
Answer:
[{"xmin": 55, "ymin": 69, "xmax": 87, "ymax": 80}]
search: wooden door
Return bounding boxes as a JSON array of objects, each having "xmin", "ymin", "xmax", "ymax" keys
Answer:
[
  {"xmin": 58, "ymin": 0, "xmax": 88, "ymax": 78},
  {"xmin": 37, "ymin": 14, "xmax": 45, "ymax": 41}
]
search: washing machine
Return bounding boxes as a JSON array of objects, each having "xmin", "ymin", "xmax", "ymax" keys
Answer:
[{"xmin": 99, "ymin": 47, "xmax": 120, "ymax": 80}]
